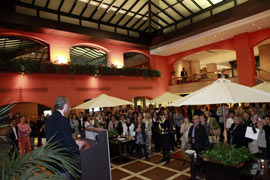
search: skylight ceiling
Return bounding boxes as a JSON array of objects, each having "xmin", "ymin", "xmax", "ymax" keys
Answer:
[{"xmin": 15, "ymin": 0, "xmax": 249, "ymax": 37}]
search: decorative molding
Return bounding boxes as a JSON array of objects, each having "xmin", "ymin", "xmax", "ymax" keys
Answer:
[
  {"xmin": 128, "ymin": 86, "xmax": 153, "ymax": 90},
  {"xmin": 76, "ymin": 87, "xmax": 111, "ymax": 91},
  {"xmin": 0, "ymin": 88, "xmax": 48, "ymax": 93}
]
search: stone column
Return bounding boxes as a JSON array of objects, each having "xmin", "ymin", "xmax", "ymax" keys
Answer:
[{"xmin": 258, "ymin": 44, "xmax": 270, "ymax": 81}]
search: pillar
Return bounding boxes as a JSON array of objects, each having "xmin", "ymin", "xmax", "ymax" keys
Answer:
[
  {"xmin": 258, "ymin": 44, "xmax": 270, "ymax": 81},
  {"xmin": 206, "ymin": 63, "xmax": 218, "ymax": 79},
  {"xmin": 234, "ymin": 33, "xmax": 256, "ymax": 86}
]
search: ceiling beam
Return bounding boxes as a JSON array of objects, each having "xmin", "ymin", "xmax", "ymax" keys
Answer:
[
  {"xmin": 15, "ymin": 1, "xmax": 143, "ymax": 33},
  {"xmin": 148, "ymin": 0, "xmax": 152, "ymax": 34},
  {"xmin": 151, "ymin": 1, "xmax": 176, "ymax": 23},
  {"xmin": 122, "ymin": 1, "xmax": 148, "ymax": 28},
  {"xmin": 107, "ymin": 0, "xmax": 129, "ymax": 24},
  {"xmin": 161, "ymin": 0, "xmax": 235, "ymax": 30},
  {"xmin": 69, "ymin": 0, "xmax": 78, "ymax": 14},
  {"xmin": 79, "ymin": 0, "xmax": 91, "ymax": 17},
  {"xmin": 160, "ymin": 0, "xmax": 185, "ymax": 19},
  {"xmin": 151, "ymin": 0, "xmax": 270, "ymax": 49},
  {"xmin": 115, "ymin": 0, "xmax": 140, "ymax": 26},
  {"xmin": 0, "ymin": 11, "xmax": 151, "ymax": 48}
]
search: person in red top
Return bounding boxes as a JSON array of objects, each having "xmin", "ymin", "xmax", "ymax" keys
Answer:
[{"xmin": 17, "ymin": 116, "xmax": 32, "ymax": 155}]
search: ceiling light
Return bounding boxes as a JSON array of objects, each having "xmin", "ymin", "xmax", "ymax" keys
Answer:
[
  {"xmin": 258, "ymin": 27, "xmax": 261, "ymax": 30},
  {"xmin": 214, "ymin": 35, "xmax": 217, "ymax": 38},
  {"xmin": 252, "ymin": 23, "xmax": 256, "ymax": 26}
]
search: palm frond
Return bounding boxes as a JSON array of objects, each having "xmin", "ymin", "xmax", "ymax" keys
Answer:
[
  {"xmin": 0, "ymin": 103, "xmax": 14, "ymax": 120},
  {"xmin": 1, "ymin": 142, "xmax": 81, "ymax": 180}
]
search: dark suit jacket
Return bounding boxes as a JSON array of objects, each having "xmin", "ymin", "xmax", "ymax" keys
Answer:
[
  {"xmin": 45, "ymin": 110, "xmax": 79, "ymax": 155},
  {"xmin": 229, "ymin": 123, "xmax": 247, "ymax": 148},
  {"xmin": 188, "ymin": 124, "xmax": 208, "ymax": 152},
  {"xmin": 9, "ymin": 125, "xmax": 18, "ymax": 146}
]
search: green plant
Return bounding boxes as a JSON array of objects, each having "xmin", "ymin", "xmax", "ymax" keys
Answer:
[
  {"xmin": 108, "ymin": 131, "xmax": 118, "ymax": 138},
  {"xmin": 0, "ymin": 104, "xmax": 81, "ymax": 179},
  {"xmin": 202, "ymin": 144, "xmax": 255, "ymax": 166},
  {"xmin": 0, "ymin": 59, "xmax": 161, "ymax": 78}
]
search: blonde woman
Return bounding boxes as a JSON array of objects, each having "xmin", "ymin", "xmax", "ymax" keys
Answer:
[
  {"xmin": 180, "ymin": 116, "xmax": 192, "ymax": 150},
  {"xmin": 143, "ymin": 112, "xmax": 152, "ymax": 152}
]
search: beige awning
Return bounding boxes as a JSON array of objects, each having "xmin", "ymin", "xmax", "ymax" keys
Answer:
[
  {"xmin": 150, "ymin": 92, "xmax": 181, "ymax": 104},
  {"xmin": 253, "ymin": 82, "xmax": 270, "ymax": 93},
  {"xmin": 168, "ymin": 79, "xmax": 270, "ymax": 107},
  {"xmin": 73, "ymin": 94, "xmax": 133, "ymax": 109}
]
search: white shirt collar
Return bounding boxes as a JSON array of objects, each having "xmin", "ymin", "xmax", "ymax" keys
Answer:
[{"xmin": 57, "ymin": 110, "xmax": 64, "ymax": 116}]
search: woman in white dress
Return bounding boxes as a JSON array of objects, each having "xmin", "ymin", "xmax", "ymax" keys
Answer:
[{"xmin": 180, "ymin": 116, "xmax": 192, "ymax": 150}]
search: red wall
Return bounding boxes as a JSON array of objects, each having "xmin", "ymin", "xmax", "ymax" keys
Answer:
[{"xmin": 0, "ymin": 27, "xmax": 169, "ymax": 108}]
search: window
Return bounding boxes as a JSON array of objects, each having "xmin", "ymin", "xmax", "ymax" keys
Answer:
[
  {"xmin": 0, "ymin": 36, "xmax": 49, "ymax": 61},
  {"xmin": 70, "ymin": 46, "xmax": 107, "ymax": 65},
  {"xmin": 123, "ymin": 52, "xmax": 150, "ymax": 68}
]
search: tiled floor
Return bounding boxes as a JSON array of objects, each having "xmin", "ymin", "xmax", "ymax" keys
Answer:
[{"xmin": 111, "ymin": 149, "xmax": 191, "ymax": 180}]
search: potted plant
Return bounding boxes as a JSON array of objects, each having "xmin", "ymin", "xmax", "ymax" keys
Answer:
[
  {"xmin": 202, "ymin": 144, "xmax": 255, "ymax": 180},
  {"xmin": 0, "ymin": 104, "xmax": 81, "ymax": 179}
]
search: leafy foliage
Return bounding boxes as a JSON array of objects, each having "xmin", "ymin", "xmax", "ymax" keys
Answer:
[
  {"xmin": 202, "ymin": 144, "xmax": 255, "ymax": 166},
  {"xmin": 0, "ymin": 142, "xmax": 81, "ymax": 180},
  {"xmin": 108, "ymin": 131, "xmax": 118, "ymax": 138},
  {"xmin": 0, "ymin": 104, "xmax": 81, "ymax": 180},
  {"xmin": 0, "ymin": 59, "xmax": 161, "ymax": 78}
]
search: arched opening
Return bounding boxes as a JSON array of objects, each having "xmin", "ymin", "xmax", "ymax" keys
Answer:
[
  {"xmin": 70, "ymin": 46, "xmax": 107, "ymax": 66},
  {"xmin": 123, "ymin": 52, "xmax": 150, "ymax": 68},
  {"xmin": 0, "ymin": 36, "xmax": 49, "ymax": 61}
]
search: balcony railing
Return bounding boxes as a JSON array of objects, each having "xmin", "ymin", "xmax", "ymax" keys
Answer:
[{"xmin": 170, "ymin": 68, "xmax": 237, "ymax": 86}]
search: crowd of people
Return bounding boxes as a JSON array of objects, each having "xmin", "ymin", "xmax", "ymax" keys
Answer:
[
  {"xmin": 6, "ymin": 103, "xmax": 270, "ymax": 161},
  {"xmin": 8, "ymin": 113, "xmax": 47, "ymax": 155}
]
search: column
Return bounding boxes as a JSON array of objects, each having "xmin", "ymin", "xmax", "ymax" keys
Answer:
[
  {"xmin": 234, "ymin": 33, "xmax": 256, "ymax": 86},
  {"xmin": 206, "ymin": 63, "xmax": 218, "ymax": 79},
  {"xmin": 258, "ymin": 44, "xmax": 270, "ymax": 81}
]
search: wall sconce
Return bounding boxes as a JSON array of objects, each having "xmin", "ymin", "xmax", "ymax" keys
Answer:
[
  {"xmin": 54, "ymin": 56, "xmax": 68, "ymax": 64},
  {"xmin": 112, "ymin": 62, "xmax": 122, "ymax": 68}
]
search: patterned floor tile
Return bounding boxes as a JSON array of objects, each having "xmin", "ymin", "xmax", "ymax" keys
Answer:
[
  {"xmin": 111, "ymin": 168, "xmax": 131, "ymax": 180},
  {"xmin": 140, "ymin": 167, "xmax": 176, "ymax": 180},
  {"xmin": 121, "ymin": 161, "xmax": 152, "ymax": 173},
  {"xmin": 162, "ymin": 160, "xmax": 190, "ymax": 171},
  {"xmin": 172, "ymin": 175, "xmax": 190, "ymax": 180},
  {"xmin": 126, "ymin": 177, "xmax": 144, "ymax": 180},
  {"xmin": 148, "ymin": 154, "xmax": 163, "ymax": 164}
]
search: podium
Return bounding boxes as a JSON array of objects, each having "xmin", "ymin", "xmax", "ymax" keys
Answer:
[{"xmin": 81, "ymin": 128, "xmax": 111, "ymax": 180}]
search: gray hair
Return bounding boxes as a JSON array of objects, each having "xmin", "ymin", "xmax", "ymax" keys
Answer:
[{"xmin": 54, "ymin": 96, "xmax": 69, "ymax": 110}]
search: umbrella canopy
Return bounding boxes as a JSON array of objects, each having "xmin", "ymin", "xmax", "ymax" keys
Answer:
[
  {"xmin": 150, "ymin": 92, "xmax": 181, "ymax": 104},
  {"xmin": 73, "ymin": 94, "xmax": 133, "ymax": 109},
  {"xmin": 168, "ymin": 79, "xmax": 270, "ymax": 107},
  {"xmin": 253, "ymin": 82, "xmax": 270, "ymax": 93}
]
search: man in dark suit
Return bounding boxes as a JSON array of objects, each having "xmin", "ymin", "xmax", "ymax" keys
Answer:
[
  {"xmin": 9, "ymin": 120, "xmax": 18, "ymax": 154},
  {"xmin": 37, "ymin": 113, "xmax": 46, "ymax": 147},
  {"xmin": 181, "ymin": 67, "xmax": 188, "ymax": 83},
  {"xmin": 45, "ymin": 96, "xmax": 80, "ymax": 179},
  {"xmin": 188, "ymin": 115, "xmax": 208, "ymax": 154}
]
